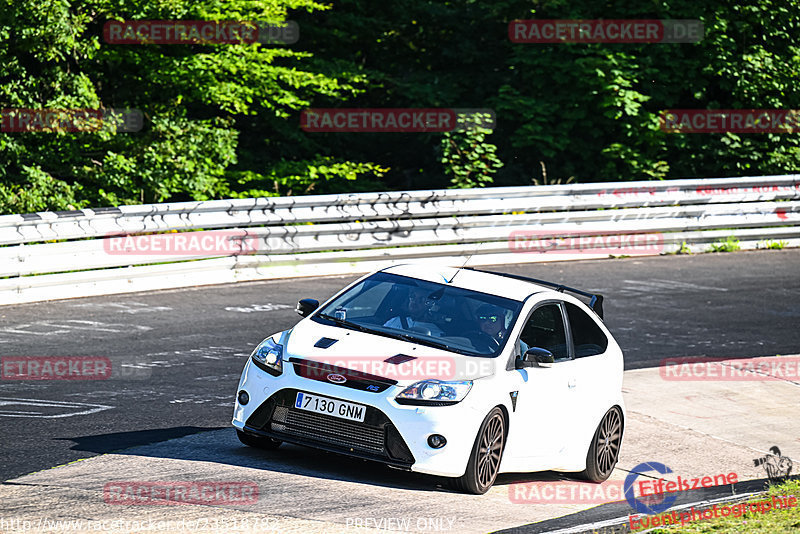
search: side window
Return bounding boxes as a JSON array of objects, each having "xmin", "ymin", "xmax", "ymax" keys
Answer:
[
  {"xmin": 565, "ymin": 303, "xmax": 608, "ymax": 358},
  {"xmin": 519, "ymin": 304, "xmax": 569, "ymax": 361}
]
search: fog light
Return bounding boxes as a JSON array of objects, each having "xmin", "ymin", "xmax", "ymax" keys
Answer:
[
  {"xmin": 427, "ymin": 434, "xmax": 446, "ymax": 449},
  {"xmin": 237, "ymin": 390, "xmax": 250, "ymax": 406}
]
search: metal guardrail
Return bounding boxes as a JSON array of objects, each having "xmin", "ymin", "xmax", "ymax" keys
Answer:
[{"xmin": 0, "ymin": 175, "xmax": 798, "ymax": 305}]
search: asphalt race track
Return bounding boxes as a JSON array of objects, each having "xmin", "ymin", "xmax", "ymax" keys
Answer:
[{"xmin": 1, "ymin": 249, "xmax": 798, "ymax": 532}]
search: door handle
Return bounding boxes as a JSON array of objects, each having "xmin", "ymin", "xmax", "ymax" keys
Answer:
[{"xmin": 568, "ymin": 377, "xmax": 576, "ymax": 388}]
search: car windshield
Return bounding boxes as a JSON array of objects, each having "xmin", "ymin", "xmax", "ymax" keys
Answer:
[{"xmin": 312, "ymin": 271, "xmax": 523, "ymax": 357}]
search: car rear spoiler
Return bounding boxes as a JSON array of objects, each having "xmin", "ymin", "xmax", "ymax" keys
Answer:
[{"xmin": 463, "ymin": 268, "xmax": 605, "ymax": 319}]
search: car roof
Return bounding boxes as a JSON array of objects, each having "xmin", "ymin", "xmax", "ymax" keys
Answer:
[{"xmin": 381, "ymin": 264, "xmax": 549, "ymax": 302}]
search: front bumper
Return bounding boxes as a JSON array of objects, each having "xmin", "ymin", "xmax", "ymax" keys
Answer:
[
  {"xmin": 240, "ymin": 387, "xmax": 415, "ymax": 468},
  {"xmin": 232, "ymin": 357, "xmax": 486, "ymax": 477}
]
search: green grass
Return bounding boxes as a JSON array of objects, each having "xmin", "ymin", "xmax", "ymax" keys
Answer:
[
  {"xmin": 708, "ymin": 236, "xmax": 741, "ymax": 253},
  {"xmin": 640, "ymin": 479, "xmax": 800, "ymax": 533}
]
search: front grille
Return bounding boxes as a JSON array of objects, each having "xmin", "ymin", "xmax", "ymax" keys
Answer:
[
  {"xmin": 271, "ymin": 405, "xmax": 385, "ymax": 454},
  {"xmin": 244, "ymin": 389, "xmax": 414, "ymax": 466}
]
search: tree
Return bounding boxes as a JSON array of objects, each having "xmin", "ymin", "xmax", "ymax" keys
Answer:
[{"xmin": 0, "ymin": 0, "xmax": 384, "ymax": 214}]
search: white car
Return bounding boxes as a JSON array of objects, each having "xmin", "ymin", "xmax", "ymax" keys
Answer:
[{"xmin": 232, "ymin": 265, "xmax": 625, "ymax": 494}]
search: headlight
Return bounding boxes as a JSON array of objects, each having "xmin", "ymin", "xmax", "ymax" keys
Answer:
[
  {"xmin": 250, "ymin": 337, "xmax": 283, "ymax": 376},
  {"xmin": 395, "ymin": 380, "xmax": 472, "ymax": 406}
]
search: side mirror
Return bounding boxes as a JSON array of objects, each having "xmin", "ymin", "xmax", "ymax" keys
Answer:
[
  {"xmin": 520, "ymin": 347, "xmax": 555, "ymax": 368},
  {"xmin": 296, "ymin": 298, "xmax": 319, "ymax": 317}
]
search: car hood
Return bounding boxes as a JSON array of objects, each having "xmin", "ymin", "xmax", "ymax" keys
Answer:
[{"xmin": 282, "ymin": 319, "xmax": 497, "ymax": 384}]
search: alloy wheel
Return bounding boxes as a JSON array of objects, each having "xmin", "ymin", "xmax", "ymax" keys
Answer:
[
  {"xmin": 477, "ymin": 412, "xmax": 505, "ymax": 488},
  {"xmin": 595, "ymin": 408, "xmax": 622, "ymax": 478}
]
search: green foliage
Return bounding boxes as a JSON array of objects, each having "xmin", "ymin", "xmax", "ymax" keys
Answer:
[
  {"xmin": 76, "ymin": 116, "xmax": 239, "ymax": 204},
  {"xmin": 440, "ymin": 126, "xmax": 503, "ymax": 189},
  {"xmin": 1, "ymin": 0, "xmax": 799, "ymax": 214},
  {"xmin": 708, "ymin": 236, "xmax": 741, "ymax": 252},
  {"xmin": 0, "ymin": 165, "xmax": 86, "ymax": 213},
  {"xmin": 760, "ymin": 240, "xmax": 788, "ymax": 250},
  {"xmin": 231, "ymin": 157, "xmax": 388, "ymax": 197},
  {"xmin": 0, "ymin": 0, "xmax": 378, "ymax": 213}
]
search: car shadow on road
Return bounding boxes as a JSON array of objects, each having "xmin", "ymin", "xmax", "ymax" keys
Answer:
[
  {"xmin": 58, "ymin": 426, "xmax": 596, "ymax": 493},
  {"xmin": 58, "ymin": 426, "xmax": 450, "ymax": 493},
  {"xmin": 55, "ymin": 426, "xmax": 225, "ymax": 454}
]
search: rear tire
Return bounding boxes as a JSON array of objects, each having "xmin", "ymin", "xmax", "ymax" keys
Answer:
[
  {"xmin": 236, "ymin": 429, "xmax": 282, "ymax": 450},
  {"xmin": 448, "ymin": 407, "xmax": 506, "ymax": 494},
  {"xmin": 578, "ymin": 406, "xmax": 623, "ymax": 482}
]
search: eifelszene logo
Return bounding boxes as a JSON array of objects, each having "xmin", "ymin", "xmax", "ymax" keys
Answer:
[
  {"xmin": 625, "ymin": 462, "xmax": 678, "ymax": 514},
  {"xmin": 753, "ymin": 446, "xmax": 793, "ymax": 481},
  {"xmin": 625, "ymin": 462, "xmax": 739, "ymax": 515}
]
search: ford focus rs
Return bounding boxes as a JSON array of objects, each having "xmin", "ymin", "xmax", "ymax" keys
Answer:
[{"xmin": 232, "ymin": 264, "xmax": 625, "ymax": 494}]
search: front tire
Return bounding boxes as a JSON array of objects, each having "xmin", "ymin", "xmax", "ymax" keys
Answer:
[
  {"xmin": 578, "ymin": 406, "xmax": 623, "ymax": 482},
  {"xmin": 236, "ymin": 429, "xmax": 282, "ymax": 450},
  {"xmin": 448, "ymin": 407, "xmax": 506, "ymax": 494}
]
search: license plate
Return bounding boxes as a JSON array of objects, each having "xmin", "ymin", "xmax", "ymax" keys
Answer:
[{"xmin": 294, "ymin": 392, "xmax": 366, "ymax": 422}]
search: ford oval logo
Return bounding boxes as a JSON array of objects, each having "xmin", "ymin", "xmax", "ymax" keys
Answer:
[{"xmin": 327, "ymin": 373, "xmax": 347, "ymax": 384}]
